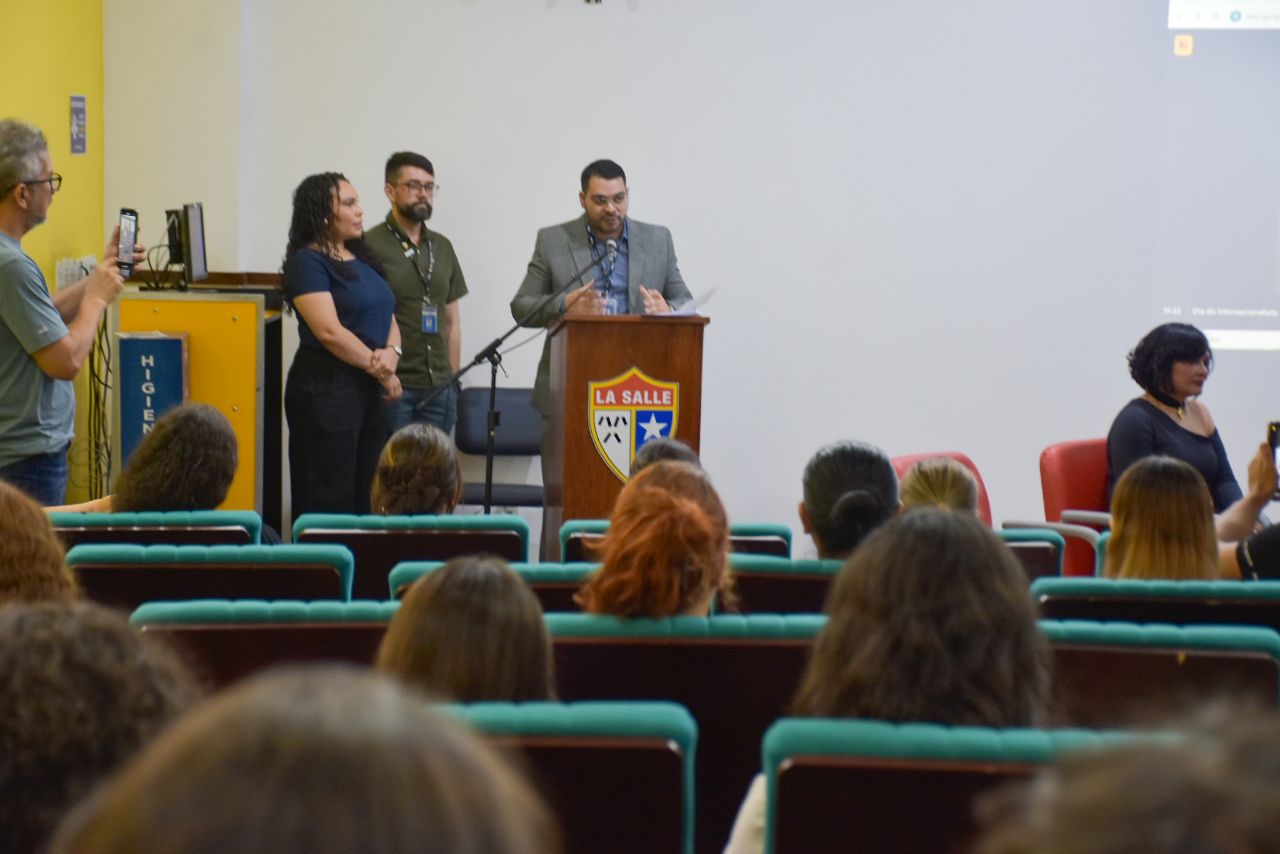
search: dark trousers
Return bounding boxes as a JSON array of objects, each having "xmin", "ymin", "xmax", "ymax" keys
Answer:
[{"xmin": 285, "ymin": 347, "xmax": 387, "ymax": 522}]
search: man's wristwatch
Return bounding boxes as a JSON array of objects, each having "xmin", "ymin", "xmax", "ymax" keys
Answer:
[{"xmin": 390, "ymin": 345, "xmax": 403, "ymax": 357}]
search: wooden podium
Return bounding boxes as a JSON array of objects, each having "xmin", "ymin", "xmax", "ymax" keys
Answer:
[{"xmin": 544, "ymin": 314, "xmax": 710, "ymax": 557}]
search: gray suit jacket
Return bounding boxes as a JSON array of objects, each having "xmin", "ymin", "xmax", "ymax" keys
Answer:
[{"xmin": 510, "ymin": 214, "xmax": 694, "ymax": 414}]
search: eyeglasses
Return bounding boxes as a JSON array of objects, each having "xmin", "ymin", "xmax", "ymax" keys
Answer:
[
  {"xmin": 396, "ymin": 180, "xmax": 437, "ymax": 195},
  {"xmin": 22, "ymin": 173, "xmax": 62, "ymax": 194},
  {"xmin": 588, "ymin": 192, "xmax": 627, "ymax": 208},
  {"xmin": 3, "ymin": 173, "xmax": 62, "ymax": 197}
]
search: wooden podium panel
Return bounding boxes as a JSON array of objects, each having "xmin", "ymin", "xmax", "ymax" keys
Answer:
[{"xmin": 545, "ymin": 315, "xmax": 709, "ymax": 554}]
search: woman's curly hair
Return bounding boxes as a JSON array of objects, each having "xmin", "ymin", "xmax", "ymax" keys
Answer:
[
  {"xmin": 0, "ymin": 481, "xmax": 78, "ymax": 603},
  {"xmin": 113, "ymin": 403, "xmax": 238, "ymax": 512},
  {"xmin": 283, "ymin": 172, "xmax": 383, "ymax": 283}
]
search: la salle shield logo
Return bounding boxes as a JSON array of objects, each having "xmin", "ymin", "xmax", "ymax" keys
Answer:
[{"xmin": 588, "ymin": 367, "xmax": 680, "ymax": 483}]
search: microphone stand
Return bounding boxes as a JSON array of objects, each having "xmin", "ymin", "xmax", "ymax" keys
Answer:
[{"xmin": 416, "ymin": 249, "xmax": 607, "ymax": 514}]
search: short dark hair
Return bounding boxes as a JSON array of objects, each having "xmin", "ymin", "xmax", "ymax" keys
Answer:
[
  {"xmin": 385, "ymin": 151, "xmax": 435, "ymax": 184},
  {"xmin": 580, "ymin": 159, "xmax": 626, "ymax": 192},
  {"xmin": 52, "ymin": 666, "xmax": 558, "ymax": 854},
  {"xmin": 377, "ymin": 556, "xmax": 554, "ymax": 702},
  {"xmin": 0, "ymin": 601, "xmax": 200, "ymax": 853},
  {"xmin": 801, "ymin": 441, "xmax": 899, "ymax": 559},
  {"xmin": 1127, "ymin": 323, "xmax": 1212, "ymax": 396},
  {"xmin": 792, "ymin": 509, "xmax": 1051, "ymax": 726},
  {"xmin": 630, "ymin": 437, "xmax": 700, "ymax": 476},
  {"xmin": 112, "ymin": 403, "xmax": 239, "ymax": 512}
]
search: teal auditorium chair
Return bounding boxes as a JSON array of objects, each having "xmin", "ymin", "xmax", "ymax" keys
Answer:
[
  {"xmin": 131, "ymin": 599, "xmax": 397, "ymax": 686},
  {"xmin": 998, "ymin": 527, "xmax": 1067, "ymax": 580},
  {"xmin": 560, "ymin": 519, "xmax": 792, "ymax": 562},
  {"xmin": 66, "ymin": 544, "xmax": 354, "ymax": 610},
  {"xmin": 1032, "ymin": 577, "xmax": 1280, "ymax": 632},
  {"xmin": 448, "ymin": 701, "xmax": 696, "ymax": 854},
  {"xmin": 1041, "ymin": 619, "xmax": 1280, "ymax": 727},
  {"xmin": 293, "ymin": 513, "xmax": 529, "ymax": 600},
  {"xmin": 762, "ymin": 719, "xmax": 1137, "ymax": 853},
  {"xmin": 544, "ymin": 613, "xmax": 821, "ymax": 854},
  {"xmin": 50, "ymin": 510, "xmax": 263, "ymax": 547},
  {"xmin": 389, "ymin": 560, "xmax": 596, "ymax": 609},
  {"xmin": 727, "ymin": 555, "xmax": 842, "ymax": 614}
]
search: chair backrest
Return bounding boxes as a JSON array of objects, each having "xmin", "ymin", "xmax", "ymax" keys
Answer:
[
  {"xmin": 50, "ymin": 510, "xmax": 262, "ymax": 548},
  {"xmin": 454, "ymin": 387, "xmax": 542, "ymax": 455},
  {"xmin": 66, "ymin": 544, "xmax": 354, "ymax": 610},
  {"xmin": 389, "ymin": 560, "xmax": 597, "ymax": 611},
  {"xmin": 997, "ymin": 528, "xmax": 1066, "ymax": 581},
  {"xmin": 728, "ymin": 555, "xmax": 842, "ymax": 614},
  {"xmin": 448, "ymin": 701, "xmax": 696, "ymax": 854},
  {"xmin": 763, "ymin": 718, "xmax": 1134, "ymax": 854},
  {"xmin": 890, "ymin": 451, "xmax": 993, "ymax": 527},
  {"xmin": 545, "ymin": 613, "xmax": 823, "ymax": 854},
  {"xmin": 130, "ymin": 599, "xmax": 397, "ymax": 687},
  {"xmin": 1040, "ymin": 439, "xmax": 1110, "ymax": 520},
  {"xmin": 1040, "ymin": 619, "xmax": 1280, "ymax": 727},
  {"xmin": 560, "ymin": 519, "xmax": 792, "ymax": 562},
  {"xmin": 293, "ymin": 513, "xmax": 529, "ymax": 600},
  {"xmin": 1032, "ymin": 577, "xmax": 1280, "ymax": 632},
  {"xmin": 1039, "ymin": 438, "xmax": 1109, "ymax": 575}
]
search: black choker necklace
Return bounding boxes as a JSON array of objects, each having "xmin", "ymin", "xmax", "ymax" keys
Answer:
[{"xmin": 1149, "ymin": 389, "xmax": 1186, "ymax": 418}]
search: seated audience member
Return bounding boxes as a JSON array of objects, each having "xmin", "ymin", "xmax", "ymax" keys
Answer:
[
  {"xmin": 977, "ymin": 712, "xmax": 1280, "ymax": 854},
  {"xmin": 576, "ymin": 460, "xmax": 732, "ymax": 617},
  {"xmin": 629, "ymin": 436, "xmax": 700, "ymax": 476},
  {"xmin": 370, "ymin": 423, "xmax": 463, "ymax": 515},
  {"xmin": 49, "ymin": 402, "xmax": 238, "ymax": 513},
  {"xmin": 1104, "ymin": 456, "xmax": 1221, "ymax": 580},
  {"xmin": 52, "ymin": 666, "xmax": 559, "ymax": 854},
  {"xmin": 899, "ymin": 456, "xmax": 980, "ymax": 515},
  {"xmin": 0, "ymin": 481, "xmax": 78, "ymax": 603},
  {"xmin": 798, "ymin": 440, "xmax": 899, "ymax": 559},
  {"xmin": 0, "ymin": 601, "xmax": 200, "ymax": 854},
  {"xmin": 1107, "ymin": 323, "xmax": 1274, "ymax": 541},
  {"xmin": 376, "ymin": 556, "xmax": 554, "ymax": 702},
  {"xmin": 724, "ymin": 510, "xmax": 1051, "ymax": 854}
]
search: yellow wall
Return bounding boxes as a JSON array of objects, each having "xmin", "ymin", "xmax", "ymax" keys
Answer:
[{"xmin": 0, "ymin": 0, "xmax": 105, "ymax": 500}]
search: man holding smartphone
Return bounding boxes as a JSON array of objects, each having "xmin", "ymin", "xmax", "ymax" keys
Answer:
[{"xmin": 0, "ymin": 119, "xmax": 138, "ymax": 504}]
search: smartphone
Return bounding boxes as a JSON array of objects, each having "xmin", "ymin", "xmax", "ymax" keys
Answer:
[
  {"xmin": 1270, "ymin": 421, "xmax": 1280, "ymax": 499},
  {"xmin": 117, "ymin": 208, "xmax": 138, "ymax": 278}
]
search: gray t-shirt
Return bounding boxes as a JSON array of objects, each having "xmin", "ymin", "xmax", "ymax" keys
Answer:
[{"xmin": 0, "ymin": 232, "xmax": 74, "ymax": 467}]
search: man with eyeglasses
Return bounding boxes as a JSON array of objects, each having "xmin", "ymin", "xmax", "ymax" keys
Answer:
[
  {"xmin": 364, "ymin": 151, "xmax": 468, "ymax": 434},
  {"xmin": 510, "ymin": 159, "xmax": 693, "ymax": 421},
  {"xmin": 0, "ymin": 119, "xmax": 136, "ymax": 504}
]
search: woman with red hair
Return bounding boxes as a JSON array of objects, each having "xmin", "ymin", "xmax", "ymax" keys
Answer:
[{"xmin": 575, "ymin": 460, "xmax": 732, "ymax": 617}]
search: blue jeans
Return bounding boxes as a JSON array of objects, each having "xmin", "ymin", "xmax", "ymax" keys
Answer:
[
  {"xmin": 0, "ymin": 444, "xmax": 69, "ymax": 506},
  {"xmin": 386, "ymin": 382, "xmax": 459, "ymax": 435}
]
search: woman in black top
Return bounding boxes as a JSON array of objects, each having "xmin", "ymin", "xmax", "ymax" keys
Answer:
[
  {"xmin": 1107, "ymin": 322, "xmax": 1271, "ymax": 540},
  {"xmin": 282, "ymin": 173, "xmax": 402, "ymax": 519}
]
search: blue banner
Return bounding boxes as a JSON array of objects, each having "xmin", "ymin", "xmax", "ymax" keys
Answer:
[{"xmin": 118, "ymin": 334, "xmax": 189, "ymax": 463}]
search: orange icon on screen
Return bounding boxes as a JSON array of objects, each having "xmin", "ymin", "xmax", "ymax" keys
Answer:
[{"xmin": 1173, "ymin": 34, "xmax": 1194, "ymax": 57}]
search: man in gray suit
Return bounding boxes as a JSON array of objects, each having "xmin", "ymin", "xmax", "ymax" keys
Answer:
[{"xmin": 510, "ymin": 159, "xmax": 694, "ymax": 417}]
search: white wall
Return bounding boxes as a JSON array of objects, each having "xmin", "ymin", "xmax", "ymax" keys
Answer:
[{"xmin": 105, "ymin": 0, "xmax": 1280, "ymax": 550}]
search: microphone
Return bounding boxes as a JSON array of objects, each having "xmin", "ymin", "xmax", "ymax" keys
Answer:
[{"xmin": 606, "ymin": 239, "xmax": 617, "ymax": 261}]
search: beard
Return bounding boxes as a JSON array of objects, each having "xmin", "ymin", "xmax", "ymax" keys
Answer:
[{"xmin": 396, "ymin": 200, "xmax": 432, "ymax": 223}]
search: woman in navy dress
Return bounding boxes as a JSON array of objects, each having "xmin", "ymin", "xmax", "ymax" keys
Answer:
[{"xmin": 283, "ymin": 173, "xmax": 402, "ymax": 519}]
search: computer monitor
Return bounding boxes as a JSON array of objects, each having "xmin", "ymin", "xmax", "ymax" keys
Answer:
[{"xmin": 181, "ymin": 202, "xmax": 208, "ymax": 284}]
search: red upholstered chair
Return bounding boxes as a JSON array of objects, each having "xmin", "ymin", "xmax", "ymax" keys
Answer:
[
  {"xmin": 891, "ymin": 451, "xmax": 993, "ymax": 527},
  {"xmin": 1039, "ymin": 438, "xmax": 1110, "ymax": 576}
]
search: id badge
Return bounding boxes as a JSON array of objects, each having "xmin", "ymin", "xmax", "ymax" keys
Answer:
[{"xmin": 421, "ymin": 305, "xmax": 438, "ymax": 334}]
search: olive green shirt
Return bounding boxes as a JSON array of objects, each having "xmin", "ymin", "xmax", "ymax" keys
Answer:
[{"xmin": 364, "ymin": 213, "xmax": 468, "ymax": 389}]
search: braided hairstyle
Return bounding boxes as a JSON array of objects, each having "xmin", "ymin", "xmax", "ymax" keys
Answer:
[{"xmin": 371, "ymin": 424, "xmax": 463, "ymax": 516}]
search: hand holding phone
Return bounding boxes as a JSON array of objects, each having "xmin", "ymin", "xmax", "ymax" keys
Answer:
[
  {"xmin": 117, "ymin": 208, "xmax": 138, "ymax": 278},
  {"xmin": 1268, "ymin": 421, "xmax": 1280, "ymax": 499}
]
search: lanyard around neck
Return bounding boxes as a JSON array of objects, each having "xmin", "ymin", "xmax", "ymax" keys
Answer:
[{"xmin": 385, "ymin": 221, "xmax": 435, "ymax": 294}]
